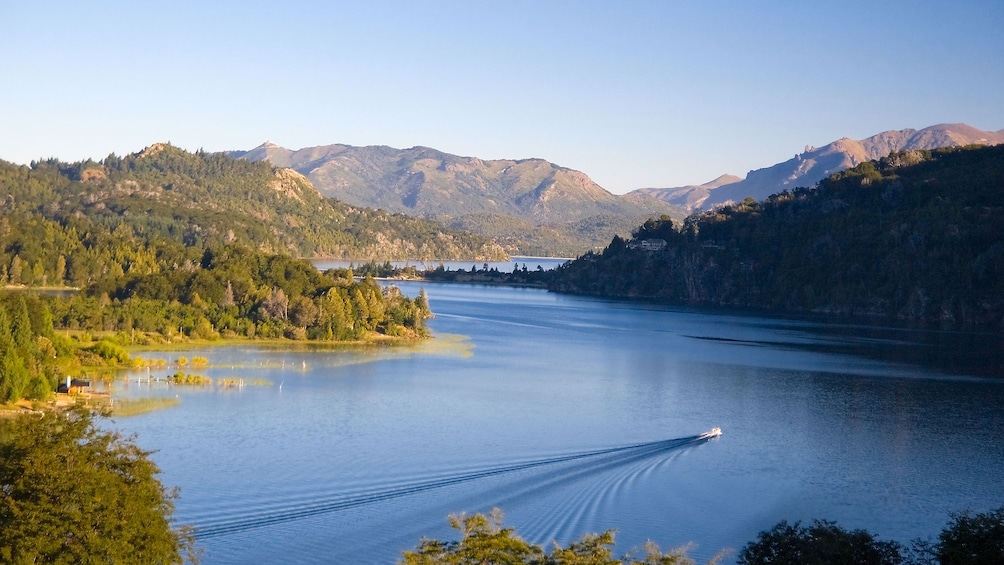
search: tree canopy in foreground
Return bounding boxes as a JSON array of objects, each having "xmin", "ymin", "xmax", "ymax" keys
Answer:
[
  {"xmin": 402, "ymin": 506, "xmax": 1004, "ymax": 565},
  {"xmin": 399, "ymin": 508, "xmax": 719, "ymax": 565},
  {"xmin": 736, "ymin": 519, "xmax": 904, "ymax": 565},
  {"xmin": 0, "ymin": 408, "xmax": 196, "ymax": 564}
]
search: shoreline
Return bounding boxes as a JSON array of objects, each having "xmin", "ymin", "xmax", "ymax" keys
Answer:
[{"xmin": 122, "ymin": 332, "xmax": 428, "ymax": 353}]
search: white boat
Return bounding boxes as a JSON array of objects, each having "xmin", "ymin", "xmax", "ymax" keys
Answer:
[{"xmin": 700, "ymin": 427, "xmax": 722, "ymax": 439}]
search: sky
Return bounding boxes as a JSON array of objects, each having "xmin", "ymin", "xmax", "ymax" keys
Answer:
[{"xmin": 2, "ymin": 1, "xmax": 1002, "ymax": 194}]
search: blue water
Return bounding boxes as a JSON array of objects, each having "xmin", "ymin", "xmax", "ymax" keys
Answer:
[{"xmin": 111, "ymin": 283, "xmax": 1004, "ymax": 564}]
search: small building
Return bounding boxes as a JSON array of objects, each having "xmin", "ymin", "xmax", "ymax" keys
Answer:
[
  {"xmin": 628, "ymin": 238, "xmax": 667, "ymax": 251},
  {"xmin": 57, "ymin": 376, "xmax": 91, "ymax": 395}
]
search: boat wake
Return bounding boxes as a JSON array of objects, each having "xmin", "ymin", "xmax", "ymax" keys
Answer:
[{"xmin": 191, "ymin": 430, "xmax": 722, "ymax": 539}]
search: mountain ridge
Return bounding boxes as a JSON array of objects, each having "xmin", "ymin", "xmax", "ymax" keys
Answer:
[
  {"xmin": 232, "ymin": 143, "xmax": 680, "ymax": 256},
  {"xmin": 629, "ymin": 174, "xmax": 743, "ymax": 210},
  {"xmin": 634, "ymin": 123, "xmax": 1004, "ymax": 210},
  {"xmin": 231, "ymin": 122, "xmax": 1002, "ymax": 255},
  {"xmin": 235, "ymin": 142, "xmax": 669, "ymax": 219}
]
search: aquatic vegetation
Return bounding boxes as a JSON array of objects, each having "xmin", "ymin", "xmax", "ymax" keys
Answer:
[
  {"xmin": 131, "ymin": 357, "xmax": 169, "ymax": 370},
  {"xmin": 217, "ymin": 378, "xmax": 271, "ymax": 388},
  {"xmin": 168, "ymin": 372, "xmax": 211, "ymax": 386},
  {"xmin": 110, "ymin": 396, "xmax": 181, "ymax": 417}
]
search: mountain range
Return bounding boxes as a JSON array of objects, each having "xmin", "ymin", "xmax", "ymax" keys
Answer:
[
  {"xmin": 231, "ymin": 144, "xmax": 681, "ymax": 256},
  {"xmin": 633, "ymin": 123, "xmax": 1004, "ymax": 210},
  {"xmin": 234, "ymin": 123, "xmax": 1002, "ymax": 256}
]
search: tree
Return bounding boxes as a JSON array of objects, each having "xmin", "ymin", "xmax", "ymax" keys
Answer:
[
  {"xmin": 260, "ymin": 287, "xmax": 289, "ymax": 320},
  {"xmin": 936, "ymin": 507, "xmax": 1004, "ymax": 565},
  {"xmin": 289, "ymin": 295, "xmax": 319, "ymax": 328},
  {"xmin": 54, "ymin": 255, "xmax": 66, "ymax": 285},
  {"xmin": 219, "ymin": 280, "xmax": 235, "ymax": 308},
  {"xmin": 736, "ymin": 520, "xmax": 904, "ymax": 565},
  {"xmin": 0, "ymin": 344, "xmax": 29, "ymax": 403},
  {"xmin": 191, "ymin": 317, "xmax": 218, "ymax": 340},
  {"xmin": 351, "ymin": 288, "xmax": 370, "ymax": 328},
  {"xmin": 8, "ymin": 255, "xmax": 22, "ymax": 285},
  {"xmin": 547, "ymin": 531, "xmax": 621, "ymax": 564},
  {"xmin": 400, "ymin": 509, "xmax": 709, "ymax": 565},
  {"xmin": 319, "ymin": 288, "xmax": 349, "ymax": 337},
  {"xmin": 9, "ymin": 295, "xmax": 34, "ymax": 353},
  {"xmin": 400, "ymin": 508, "xmax": 545, "ymax": 564},
  {"xmin": 0, "ymin": 306, "xmax": 29, "ymax": 403},
  {"xmin": 416, "ymin": 289, "xmax": 431, "ymax": 316},
  {"xmin": 365, "ymin": 287, "xmax": 386, "ymax": 329},
  {"xmin": 0, "ymin": 408, "xmax": 196, "ymax": 564}
]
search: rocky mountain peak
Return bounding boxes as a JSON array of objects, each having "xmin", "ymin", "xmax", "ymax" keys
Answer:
[{"xmin": 698, "ymin": 123, "xmax": 1004, "ymax": 209}]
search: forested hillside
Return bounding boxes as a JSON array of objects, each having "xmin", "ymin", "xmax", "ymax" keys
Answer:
[
  {"xmin": 0, "ymin": 218, "xmax": 433, "ymax": 403},
  {"xmin": 0, "ymin": 144, "xmax": 506, "ymax": 261},
  {"xmin": 445, "ymin": 212, "xmax": 655, "ymax": 258},
  {"xmin": 0, "ymin": 213, "xmax": 434, "ymax": 403},
  {"xmin": 552, "ymin": 145, "xmax": 1004, "ymax": 329},
  {"xmin": 0, "ymin": 144, "xmax": 448, "ymax": 403}
]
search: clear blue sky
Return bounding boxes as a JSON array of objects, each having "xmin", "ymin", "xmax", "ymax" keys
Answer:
[{"xmin": 2, "ymin": 0, "xmax": 1002, "ymax": 194}]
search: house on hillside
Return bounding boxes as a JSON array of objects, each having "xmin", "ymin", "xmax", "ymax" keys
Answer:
[{"xmin": 628, "ymin": 238, "xmax": 667, "ymax": 252}]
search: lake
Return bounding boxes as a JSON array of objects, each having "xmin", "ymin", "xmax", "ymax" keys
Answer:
[{"xmin": 111, "ymin": 283, "xmax": 1004, "ymax": 564}]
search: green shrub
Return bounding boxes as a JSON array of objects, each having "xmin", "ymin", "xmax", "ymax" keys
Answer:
[{"xmin": 88, "ymin": 340, "xmax": 130, "ymax": 364}]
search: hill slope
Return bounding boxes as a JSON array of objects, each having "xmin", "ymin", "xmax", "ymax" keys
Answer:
[
  {"xmin": 233, "ymin": 143, "xmax": 678, "ymax": 256},
  {"xmin": 551, "ymin": 145, "xmax": 1004, "ymax": 329},
  {"xmin": 0, "ymin": 144, "xmax": 507, "ymax": 261}
]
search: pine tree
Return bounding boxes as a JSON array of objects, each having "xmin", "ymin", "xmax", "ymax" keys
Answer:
[
  {"xmin": 0, "ymin": 306, "xmax": 29, "ymax": 403},
  {"xmin": 8, "ymin": 255, "xmax": 22, "ymax": 285},
  {"xmin": 55, "ymin": 255, "xmax": 66, "ymax": 285},
  {"xmin": 352, "ymin": 288, "xmax": 370, "ymax": 330},
  {"xmin": 10, "ymin": 295, "xmax": 33, "ymax": 353}
]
